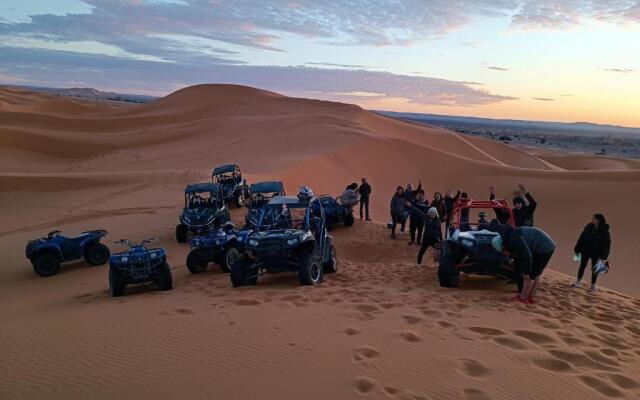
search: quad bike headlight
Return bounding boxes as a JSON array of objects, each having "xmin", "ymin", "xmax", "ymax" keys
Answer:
[
  {"xmin": 150, "ymin": 252, "xmax": 157, "ymax": 258},
  {"xmin": 248, "ymin": 239, "xmax": 259, "ymax": 247},
  {"xmin": 120, "ymin": 256, "xmax": 129, "ymax": 263},
  {"xmin": 286, "ymin": 238, "xmax": 299, "ymax": 246}
]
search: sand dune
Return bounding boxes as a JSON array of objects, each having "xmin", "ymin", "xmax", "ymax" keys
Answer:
[{"xmin": 1, "ymin": 84, "xmax": 639, "ymax": 399}]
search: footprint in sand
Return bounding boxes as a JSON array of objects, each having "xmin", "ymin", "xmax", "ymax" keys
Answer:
[
  {"xmin": 437, "ymin": 321, "xmax": 455, "ymax": 328},
  {"xmin": 530, "ymin": 357, "xmax": 575, "ymax": 373},
  {"xmin": 354, "ymin": 345, "xmax": 380, "ymax": 359},
  {"xmin": 173, "ymin": 308, "xmax": 195, "ymax": 315},
  {"xmin": 344, "ymin": 326, "xmax": 362, "ymax": 336},
  {"xmin": 579, "ymin": 375, "xmax": 624, "ymax": 397},
  {"xmin": 593, "ymin": 322, "xmax": 617, "ymax": 333},
  {"xmin": 457, "ymin": 359, "xmax": 491, "ymax": 378},
  {"xmin": 469, "ymin": 327, "xmax": 505, "ymax": 336},
  {"xmin": 402, "ymin": 315, "xmax": 423, "ymax": 325},
  {"xmin": 461, "ymin": 388, "xmax": 492, "ymax": 400},
  {"xmin": 353, "ymin": 304, "xmax": 379, "ymax": 313},
  {"xmin": 353, "ymin": 376, "xmax": 378, "ymax": 395},
  {"xmin": 397, "ymin": 331, "xmax": 422, "ymax": 343},
  {"xmin": 513, "ymin": 330, "xmax": 556, "ymax": 345},
  {"xmin": 492, "ymin": 337, "xmax": 529, "ymax": 351},
  {"xmin": 607, "ymin": 373, "xmax": 640, "ymax": 389},
  {"xmin": 234, "ymin": 299, "xmax": 261, "ymax": 306}
]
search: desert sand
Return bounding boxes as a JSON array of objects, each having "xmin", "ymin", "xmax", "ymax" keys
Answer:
[{"xmin": 1, "ymin": 84, "xmax": 639, "ymax": 399}]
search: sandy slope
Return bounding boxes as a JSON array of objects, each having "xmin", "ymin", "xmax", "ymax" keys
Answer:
[{"xmin": 1, "ymin": 85, "xmax": 639, "ymax": 399}]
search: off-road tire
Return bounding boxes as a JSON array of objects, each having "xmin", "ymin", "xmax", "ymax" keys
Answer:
[
  {"xmin": 298, "ymin": 253, "xmax": 323, "ymax": 285},
  {"xmin": 156, "ymin": 262, "xmax": 173, "ymax": 291},
  {"xmin": 322, "ymin": 244, "xmax": 338, "ymax": 274},
  {"xmin": 344, "ymin": 212, "xmax": 355, "ymax": 226},
  {"xmin": 220, "ymin": 246, "xmax": 240, "ymax": 273},
  {"xmin": 32, "ymin": 253, "xmax": 60, "ymax": 277},
  {"xmin": 85, "ymin": 243, "xmax": 110, "ymax": 266},
  {"xmin": 109, "ymin": 268, "xmax": 125, "ymax": 297},
  {"xmin": 234, "ymin": 192, "xmax": 245, "ymax": 208},
  {"xmin": 230, "ymin": 255, "xmax": 257, "ymax": 287},
  {"xmin": 438, "ymin": 245, "xmax": 460, "ymax": 288},
  {"xmin": 186, "ymin": 251, "xmax": 208, "ymax": 274},
  {"xmin": 176, "ymin": 224, "xmax": 188, "ymax": 243}
]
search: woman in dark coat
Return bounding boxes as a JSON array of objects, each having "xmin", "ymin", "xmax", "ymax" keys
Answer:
[
  {"xmin": 573, "ymin": 213, "xmax": 611, "ymax": 292},
  {"xmin": 416, "ymin": 207, "xmax": 443, "ymax": 267},
  {"xmin": 430, "ymin": 192, "xmax": 447, "ymax": 223}
]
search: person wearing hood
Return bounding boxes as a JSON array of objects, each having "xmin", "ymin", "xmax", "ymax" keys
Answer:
[
  {"xmin": 408, "ymin": 189, "xmax": 429, "ymax": 245},
  {"xmin": 415, "ymin": 207, "xmax": 443, "ymax": 267},
  {"xmin": 494, "ymin": 224, "xmax": 556, "ymax": 304},
  {"xmin": 573, "ymin": 213, "xmax": 611, "ymax": 292},
  {"xmin": 389, "ymin": 186, "xmax": 407, "ymax": 239},
  {"xmin": 511, "ymin": 184, "xmax": 537, "ymax": 227},
  {"xmin": 430, "ymin": 192, "xmax": 447, "ymax": 223},
  {"xmin": 339, "ymin": 183, "xmax": 360, "ymax": 207}
]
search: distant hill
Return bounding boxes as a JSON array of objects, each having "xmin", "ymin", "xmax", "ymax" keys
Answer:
[
  {"xmin": 379, "ymin": 111, "xmax": 640, "ymax": 139},
  {"xmin": 4, "ymin": 85, "xmax": 157, "ymax": 104}
]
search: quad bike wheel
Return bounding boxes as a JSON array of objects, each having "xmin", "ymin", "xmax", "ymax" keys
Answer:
[
  {"xmin": 298, "ymin": 253, "xmax": 323, "ymax": 286},
  {"xmin": 219, "ymin": 246, "xmax": 240, "ymax": 273},
  {"xmin": 32, "ymin": 253, "xmax": 60, "ymax": 277},
  {"xmin": 230, "ymin": 255, "xmax": 258, "ymax": 287},
  {"xmin": 109, "ymin": 268, "xmax": 125, "ymax": 297},
  {"xmin": 175, "ymin": 224, "xmax": 188, "ymax": 243},
  {"xmin": 85, "ymin": 243, "xmax": 110, "ymax": 266},
  {"xmin": 437, "ymin": 245, "xmax": 460, "ymax": 288},
  {"xmin": 322, "ymin": 244, "xmax": 338, "ymax": 274},
  {"xmin": 186, "ymin": 251, "xmax": 208, "ymax": 274},
  {"xmin": 156, "ymin": 262, "xmax": 173, "ymax": 291},
  {"xmin": 344, "ymin": 212, "xmax": 355, "ymax": 226}
]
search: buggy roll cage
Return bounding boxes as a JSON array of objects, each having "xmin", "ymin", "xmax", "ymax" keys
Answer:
[
  {"xmin": 211, "ymin": 164, "xmax": 242, "ymax": 184},
  {"xmin": 183, "ymin": 183, "xmax": 223, "ymax": 208},
  {"xmin": 447, "ymin": 198, "xmax": 515, "ymax": 238}
]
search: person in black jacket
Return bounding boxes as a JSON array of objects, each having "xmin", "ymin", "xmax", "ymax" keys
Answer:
[
  {"xmin": 573, "ymin": 213, "xmax": 611, "ymax": 292},
  {"xmin": 408, "ymin": 189, "xmax": 429, "ymax": 245},
  {"xmin": 512, "ymin": 184, "xmax": 537, "ymax": 227},
  {"xmin": 357, "ymin": 178, "xmax": 372, "ymax": 221},
  {"xmin": 389, "ymin": 186, "xmax": 407, "ymax": 239},
  {"xmin": 416, "ymin": 207, "xmax": 443, "ymax": 267},
  {"xmin": 405, "ymin": 180, "xmax": 422, "ymax": 240}
]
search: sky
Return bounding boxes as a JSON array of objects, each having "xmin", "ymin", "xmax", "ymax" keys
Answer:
[{"xmin": 0, "ymin": 0, "xmax": 639, "ymax": 127}]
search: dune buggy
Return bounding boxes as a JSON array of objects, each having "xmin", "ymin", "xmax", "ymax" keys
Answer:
[
  {"xmin": 211, "ymin": 164, "xmax": 248, "ymax": 208},
  {"xmin": 311, "ymin": 194, "xmax": 355, "ymax": 230},
  {"xmin": 176, "ymin": 183, "xmax": 230, "ymax": 243},
  {"xmin": 186, "ymin": 223, "xmax": 250, "ymax": 274},
  {"xmin": 244, "ymin": 181, "xmax": 286, "ymax": 229},
  {"xmin": 109, "ymin": 238, "xmax": 172, "ymax": 297},
  {"xmin": 438, "ymin": 198, "xmax": 520, "ymax": 288},
  {"xmin": 230, "ymin": 189, "xmax": 337, "ymax": 287},
  {"xmin": 25, "ymin": 229, "xmax": 110, "ymax": 277}
]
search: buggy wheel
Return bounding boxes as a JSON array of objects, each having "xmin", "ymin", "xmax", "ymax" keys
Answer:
[
  {"xmin": 438, "ymin": 245, "xmax": 460, "ymax": 288},
  {"xmin": 220, "ymin": 247, "xmax": 240, "ymax": 273},
  {"xmin": 230, "ymin": 255, "xmax": 257, "ymax": 287},
  {"xmin": 186, "ymin": 251, "xmax": 208, "ymax": 274},
  {"xmin": 344, "ymin": 212, "xmax": 355, "ymax": 226},
  {"xmin": 85, "ymin": 243, "xmax": 110, "ymax": 266},
  {"xmin": 322, "ymin": 244, "xmax": 338, "ymax": 274},
  {"xmin": 156, "ymin": 262, "xmax": 173, "ymax": 291},
  {"xmin": 32, "ymin": 254, "xmax": 60, "ymax": 277},
  {"xmin": 109, "ymin": 268, "xmax": 125, "ymax": 297},
  {"xmin": 298, "ymin": 253, "xmax": 323, "ymax": 286},
  {"xmin": 175, "ymin": 224, "xmax": 188, "ymax": 243},
  {"xmin": 234, "ymin": 192, "xmax": 245, "ymax": 208}
]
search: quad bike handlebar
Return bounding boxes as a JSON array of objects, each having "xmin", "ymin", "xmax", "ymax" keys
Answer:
[
  {"xmin": 47, "ymin": 230, "xmax": 62, "ymax": 238},
  {"xmin": 115, "ymin": 238, "xmax": 155, "ymax": 248}
]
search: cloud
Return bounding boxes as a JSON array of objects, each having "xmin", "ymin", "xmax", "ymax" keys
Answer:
[
  {"xmin": 486, "ymin": 66, "xmax": 509, "ymax": 71},
  {"xmin": 306, "ymin": 62, "xmax": 370, "ymax": 68},
  {"xmin": 460, "ymin": 41, "xmax": 480, "ymax": 48},
  {"xmin": 0, "ymin": 46, "xmax": 516, "ymax": 106},
  {"xmin": 603, "ymin": 68, "xmax": 634, "ymax": 73},
  {"xmin": 532, "ymin": 97, "xmax": 555, "ymax": 101}
]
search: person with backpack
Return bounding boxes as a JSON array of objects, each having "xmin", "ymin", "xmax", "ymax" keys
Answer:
[
  {"xmin": 408, "ymin": 189, "xmax": 429, "ymax": 245},
  {"xmin": 357, "ymin": 178, "xmax": 372, "ymax": 221},
  {"xmin": 573, "ymin": 213, "xmax": 611, "ymax": 292},
  {"xmin": 494, "ymin": 224, "xmax": 556, "ymax": 304}
]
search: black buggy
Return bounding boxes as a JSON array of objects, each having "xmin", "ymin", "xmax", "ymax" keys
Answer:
[
  {"xmin": 230, "ymin": 187, "xmax": 338, "ymax": 287},
  {"xmin": 211, "ymin": 164, "xmax": 248, "ymax": 208},
  {"xmin": 244, "ymin": 181, "xmax": 286, "ymax": 229},
  {"xmin": 176, "ymin": 183, "xmax": 230, "ymax": 243}
]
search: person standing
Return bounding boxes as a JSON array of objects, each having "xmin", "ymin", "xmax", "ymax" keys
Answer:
[
  {"xmin": 416, "ymin": 207, "xmax": 443, "ymax": 267},
  {"xmin": 389, "ymin": 186, "xmax": 407, "ymax": 239},
  {"xmin": 444, "ymin": 190, "xmax": 461, "ymax": 232},
  {"xmin": 357, "ymin": 178, "xmax": 372, "ymax": 221},
  {"xmin": 405, "ymin": 180, "xmax": 422, "ymax": 240},
  {"xmin": 494, "ymin": 224, "xmax": 556, "ymax": 304},
  {"xmin": 512, "ymin": 184, "xmax": 537, "ymax": 227},
  {"xmin": 408, "ymin": 189, "xmax": 429, "ymax": 245},
  {"xmin": 573, "ymin": 213, "xmax": 611, "ymax": 292},
  {"xmin": 430, "ymin": 192, "xmax": 447, "ymax": 223}
]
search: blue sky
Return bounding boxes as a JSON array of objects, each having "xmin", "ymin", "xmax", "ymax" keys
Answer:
[{"xmin": 1, "ymin": 0, "xmax": 639, "ymax": 126}]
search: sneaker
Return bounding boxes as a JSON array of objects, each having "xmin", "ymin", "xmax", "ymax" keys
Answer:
[
  {"xmin": 408, "ymin": 241, "xmax": 414, "ymax": 245},
  {"xmin": 572, "ymin": 281, "xmax": 582, "ymax": 288},
  {"xmin": 416, "ymin": 263, "xmax": 422, "ymax": 268},
  {"xmin": 359, "ymin": 216, "xmax": 363, "ymax": 220},
  {"xmin": 366, "ymin": 218, "xmax": 372, "ymax": 221},
  {"xmin": 588, "ymin": 285, "xmax": 599, "ymax": 293},
  {"xmin": 517, "ymin": 297, "xmax": 530, "ymax": 305},
  {"xmin": 390, "ymin": 233, "xmax": 396, "ymax": 239},
  {"xmin": 527, "ymin": 296, "xmax": 537, "ymax": 304}
]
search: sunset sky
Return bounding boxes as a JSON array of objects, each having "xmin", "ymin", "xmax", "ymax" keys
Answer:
[{"xmin": 1, "ymin": 0, "xmax": 639, "ymax": 127}]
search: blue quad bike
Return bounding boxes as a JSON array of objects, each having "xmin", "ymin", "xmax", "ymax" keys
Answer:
[
  {"xmin": 211, "ymin": 164, "xmax": 249, "ymax": 208},
  {"xmin": 230, "ymin": 187, "xmax": 338, "ymax": 287},
  {"xmin": 244, "ymin": 181, "xmax": 286, "ymax": 229},
  {"xmin": 25, "ymin": 229, "xmax": 110, "ymax": 277},
  {"xmin": 176, "ymin": 183, "xmax": 231, "ymax": 243},
  {"xmin": 186, "ymin": 223, "xmax": 251, "ymax": 274},
  {"xmin": 311, "ymin": 194, "xmax": 355, "ymax": 231},
  {"xmin": 108, "ymin": 239, "xmax": 172, "ymax": 297}
]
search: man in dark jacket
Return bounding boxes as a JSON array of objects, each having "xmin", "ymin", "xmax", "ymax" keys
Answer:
[
  {"xmin": 512, "ymin": 184, "xmax": 537, "ymax": 227},
  {"xmin": 389, "ymin": 186, "xmax": 407, "ymax": 239},
  {"xmin": 495, "ymin": 224, "xmax": 556, "ymax": 304},
  {"xmin": 573, "ymin": 213, "xmax": 611, "ymax": 292},
  {"xmin": 408, "ymin": 189, "xmax": 429, "ymax": 245},
  {"xmin": 357, "ymin": 178, "xmax": 372, "ymax": 221},
  {"xmin": 444, "ymin": 190, "xmax": 461, "ymax": 233}
]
